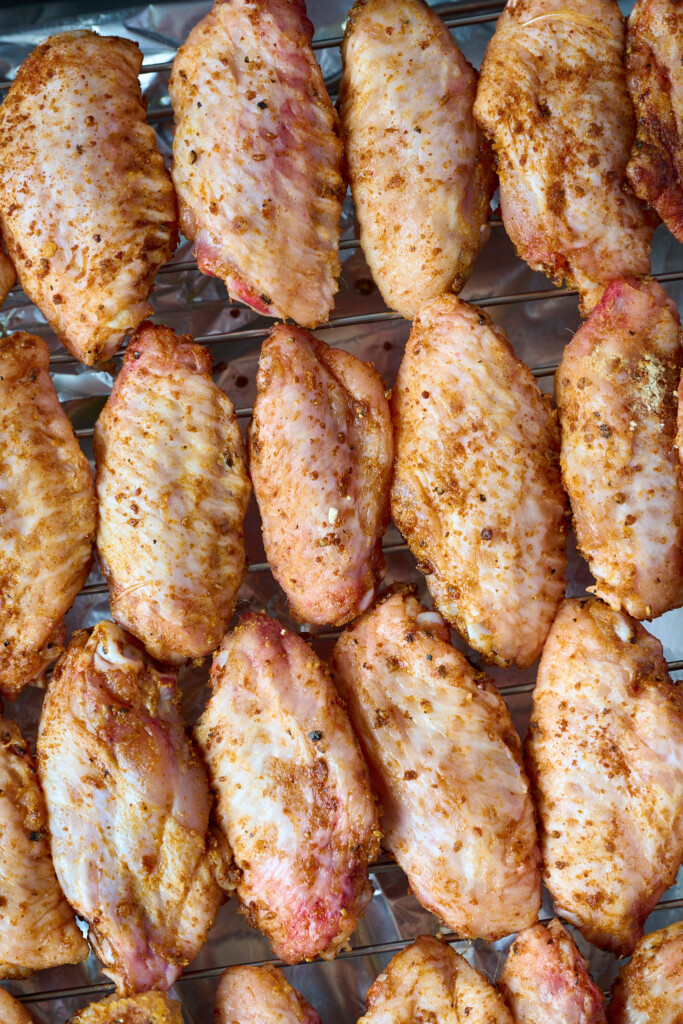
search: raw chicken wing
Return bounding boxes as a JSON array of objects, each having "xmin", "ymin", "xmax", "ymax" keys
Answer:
[
  {"xmin": 215, "ymin": 966, "xmax": 321, "ymax": 1024},
  {"xmin": 0, "ymin": 332, "xmax": 95, "ymax": 699},
  {"xmin": 0, "ymin": 712, "xmax": 88, "ymax": 977},
  {"xmin": 626, "ymin": 0, "xmax": 683, "ymax": 242},
  {"xmin": 194, "ymin": 612, "xmax": 379, "ymax": 964},
  {"xmin": 474, "ymin": 0, "xmax": 654, "ymax": 315},
  {"xmin": 358, "ymin": 935, "xmax": 513, "ymax": 1024},
  {"xmin": 94, "ymin": 322, "xmax": 251, "ymax": 663},
  {"xmin": 339, "ymin": 0, "xmax": 495, "ymax": 319},
  {"xmin": 37, "ymin": 622, "xmax": 230, "ymax": 994},
  {"xmin": 526, "ymin": 598, "xmax": 683, "ymax": 955},
  {"xmin": 0, "ymin": 31, "xmax": 178, "ymax": 365},
  {"xmin": 69, "ymin": 993, "xmax": 183, "ymax": 1024},
  {"xmin": 391, "ymin": 294, "xmax": 566, "ymax": 668},
  {"xmin": 0, "ymin": 989, "xmax": 34, "ymax": 1024},
  {"xmin": 0, "ymin": 245, "xmax": 15, "ymax": 308},
  {"xmin": 556, "ymin": 277, "xmax": 683, "ymax": 619},
  {"xmin": 170, "ymin": 0, "xmax": 343, "ymax": 328},
  {"xmin": 331, "ymin": 588, "xmax": 541, "ymax": 940},
  {"xmin": 249, "ymin": 324, "xmax": 392, "ymax": 626},
  {"xmin": 499, "ymin": 919, "xmax": 607, "ymax": 1024},
  {"xmin": 608, "ymin": 921, "xmax": 683, "ymax": 1024}
]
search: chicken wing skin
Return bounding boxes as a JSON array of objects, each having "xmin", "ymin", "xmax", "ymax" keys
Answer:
[
  {"xmin": 0, "ymin": 989, "xmax": 34, "ymax": 1024},
  {"xmin": 626, "ymin": 0, "xmax": 683, "ymax": 242},
  {"xmin": 94, "ymin": 322, "xmax": 251, "ymax": 663},
  {"xmin": 0, "ymin": 245, "xmax": 15, "ymax": 308},
  {"xmin": 0, "ymin": 713, "xmax": 88, "ymax": 978},
  {"xmin": 499, "ymin": 919, "xmax": 607, "ymax": 1024},
  {"xmin": 249, "ymin": 324, "xmax": 392, "ymax": 626},
  {"xmin": 37, "ymin": 622, "xmax": 229, "ymax": 994},
  {"xmin": 339, "ymin": 0, "xmax": 495, "ymax": 320},
  {"xmin": 608, "ymin": 922, "xmax": 683, "ymax": 1024},
  {"xmin": 331, "ymin": 588, "xmax": 541, "ymax": 940},
  {"xmin": 391, "ymin": 294, "xmax": 566, "ymax": 668},
  {"xmin": 170, "ymin": 0, "xmax": 343, "ymax": 328},
  {"xmin": 0, "ymin": 32, "xmax": 178, "ymax": 366},
  {"xmin": 474, "ymin": 0, "xmax": 654, "ymax": 315},
  {"xmin": 68, "ymin": 993, "xmax": 183, "ymax": 1024},
  {"xmin": 194, "ymin": 612, "xmax": 380, "ymax": 964},
  {"xmin": 526, "ymin": 598, "xmax": 683, "ymax": 956},
  {"xmin": 0, "ymin": 333, "xmax": 95, "ymax": 699},
  {"xmin": 358, "ymin": 935, "xmax": 514, "ymax": 1024},
  {"xmin": 556, "ymin": 277, "xmax": 683, "ymax": 620},
  {"xmin": 215, "ymin": 966, "xmax": 321, "ymax": 1024}
]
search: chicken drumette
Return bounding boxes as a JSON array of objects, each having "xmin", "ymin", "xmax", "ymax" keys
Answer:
[
  {"xmin": 474, "ymin": 0, "xmax": 654, "ymax": 315},
  {"xmin": 339, "ymin": 0, "xmax": 495, "ymax": 319},
  {"xmin": 170, "ymin": 0, "xmax": 343, "ymax": 328},
  {"xmin": 215, "ymin": 966, "xmax": 321, "ymax": 1024},
  {"xmin": 37, "ymin": 622, "xmax": 230, "ymax": 994},
  {"xmin": 331, "ymin": 588, "xmax": 541, "ymax": 940},
  {"xmin": 94, "ymin": 322, "xmax": 251, "ymax": 663},
  {"xmin": 526, "ymin": 598, "xmax": 683, "ymax": 955},
  {"xmin": 0, "ymin": 332, "xmax": 95, "ymax": 699},
  {"xmin": 68, "ymin": 993, "xmax": 183, "ymax": 1024},
  {"xmin": 194, "ymin": 612, "xmax": 379, "ymax": 964},
  {"xmin": 0, "ymin": 31, "xmax": 177, "ymax": 365},
  {"xmin": 249, "ymin": 324, "xmax": 392, "ymax": 626},
  {"xmin": 608, "ymin": 921, "xmax": 683, "ymax": 1024}
]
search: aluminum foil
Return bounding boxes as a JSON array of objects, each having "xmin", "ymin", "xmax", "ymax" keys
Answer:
[{"xmin": 1, "ymin": 0, "xmax": 682, "ymax": 1020}]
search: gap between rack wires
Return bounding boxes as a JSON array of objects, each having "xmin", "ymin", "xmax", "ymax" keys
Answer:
[{"xmin": 15, "ymin": 893, "xmax": 683, "ymax": 1006}]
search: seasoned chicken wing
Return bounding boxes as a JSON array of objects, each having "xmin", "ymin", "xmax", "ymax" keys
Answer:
[
  {"xmin": 249, "ymin": 324, "xmax": 392, "ymax": 626},
  {"xmin": 170, "ymin": 0, "xmax": 343, "ymax": 328},
  {"xmin": 0, "ymin": 333, "xmax": 95, "ymax": 699},
  {"xmin": 215, "ymin": 966, "xmax": 321, "ymax": 1024},
  {"xmin": 94, "ymin": 322, "xmax": 251, "ymax": 663},
  {"xmin": 194, "ymin": 612, "xmax": 379, "ymax": 964},
  {"xmin": 37, "ymin": 622, "xmax": 229, "ymax": 994},
  {"xmin": 0, "ymin": 712, "xmax": 88, "ymax": 978},
  {"xmin": 0, "ymin": 31, "xmax": 177, "ymax": 366},
  {"xmin": 608, "ymin": 921, "xmax": 683, "ymax": 1024},
  {"xmin": 0, "ymin": 245, "xmax": 15, "ymax": 308},
  {"xmin": 69, "ymin": 992, "xmax": 183, "ymax": 1024},
  {"xmin": 526, "ymin": 598, "xmax": 683, "ymax": 956},
  {"xmin": 0, "ymin": 989, "xmax": 34, "ymax": 1024},
  {"xmin": 499, "ymin": 919, "xmax": 607, "ymax": 1024},
  {"xmin": 391, "ymin": 295, "xmax": 566, "ymax": 668},
  {"xmin": 331, "ymin": 588, "xmax": 541, "ymax": 940},
  {"xmin": 557, "ymin": 277, "xmax": 683, "ymax": 620},
  {"xmin": 474, "ymin": 0, "xmax": 654, "ymax": 315},
  {"xmin": 358, "ymin": 935, "xmax": 513, "ymax": 1024},
  {"xmin": 339, "ymin": 0, "xmax": 495, "ymax": 320},
  {"xmin": 626, "ymin": 0, "xmax": 683, "ymax": 242}
]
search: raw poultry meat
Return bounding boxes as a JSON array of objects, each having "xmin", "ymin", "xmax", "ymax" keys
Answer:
[
  {"xmin": 94, "ymin": 322, "xmax": 251, "ymax": 663},
  {"xmin": 0, "ymin": 332, "xmax": 95, "ymax": 699},
  {"xmin": 608, "ymin": 921, "xmax": 683, "ymax": 1024},
  {"xmin": 331, "ymin": 588, "xmax": 541, "ymax": 940},
  {"xmin": 0, "ymin": 988, "xmax": 34, "ymax": 1024},
  {"xmin": 526, "ymin": 598, "xmax": 683, "ymax": 955},
  {"xmin": 626, "ymin": 0, "xmax": 683, "ymax": 242},
  {"xmin": 194, "ymin": 612, "xmax": 379, "ymax": 964},
  {"xmin": 215, "ymin": 965, "xmax": 321, "ymax": 1024},
  {"xmin": 391, "ymin": 294, "xmax": 566, "ymax": 668},
  {"xmin": 170, "ymin": 0, "xmax": 343, "ymax": 328},
  {"xmin": 0, "ymin": 31, "xmax": 177, "ymax": 365},
  {"xmin": 37, "ymin": 622, "xmax": 231, "ymax": 994},
  {"xmin": 68, "ymin": 992, "xmax": 183, "ymax": 1024},
  {"xmin": 0, "ymin": 245, "xmax": 15, "ymax": 308},
  {"xmin": 0, "ymin": 711, "xmax": 88, "ymax": 977},
  {"xmin": 499, "ymin": 919, "xmax": 607, "ymax": 1024},
  {"xmin": 339, "ymin": 0, "xmax": 495, "ymax": 319},
  {"xmin": 474, "ymin": 0, "xmax": 655, "ymax": 315},
  {"xmin": 357, "ymin": 935, "xmax": 513, "ymax": 1024},
  {"xmin": 248, "ymin": 324, "xmax": 392, "ymax": 626},
  {"xmin": 556, "ymin": 277, "xmax": 683, "ymax": 619}
]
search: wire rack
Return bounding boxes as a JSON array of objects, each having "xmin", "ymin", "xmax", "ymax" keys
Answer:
[{"xmin": 3, "ymin": 1, "xmax": 683, "ymax": 1020}]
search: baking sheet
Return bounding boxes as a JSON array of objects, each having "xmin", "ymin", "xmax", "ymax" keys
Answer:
[{"xmin": 1, "ymin": 0, "xmax": 682, "ymax": 1019}]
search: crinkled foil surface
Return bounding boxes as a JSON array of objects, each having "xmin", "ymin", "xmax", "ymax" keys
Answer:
[{"xmin": 1, "ymin": 0, "xmax": 681, "ymax": 1020}]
